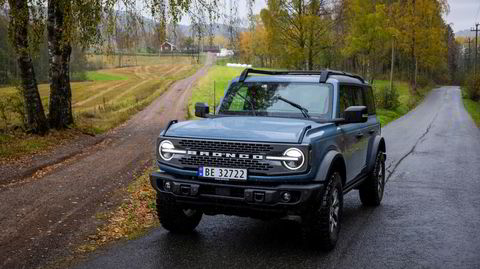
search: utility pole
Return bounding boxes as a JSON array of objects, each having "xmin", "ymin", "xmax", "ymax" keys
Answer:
[
  {"xmin": 467, "ymin": 38, "xmax": 473, "ymax": 70},
  {"xmin": 471, "ymin": 23, "xmax": 480, "ymax": 76}
]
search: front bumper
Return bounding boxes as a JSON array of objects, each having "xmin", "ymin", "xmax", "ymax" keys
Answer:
[{"xmin": 150, "ymin": 170, "xmax": 325, "ymax": 218}]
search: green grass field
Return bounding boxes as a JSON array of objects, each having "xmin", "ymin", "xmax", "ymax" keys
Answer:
[
  {"xmin": 188, "ymin": 66, "xmax": 425, "ymax": 126},
  {"xmin": 85, "ymin": 71, "xmax": 129, "ymax": 81}
]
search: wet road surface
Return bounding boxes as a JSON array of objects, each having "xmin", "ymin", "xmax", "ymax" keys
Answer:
[{"xmin": 74, "ymin": 86, "xmax": 480, "ymax": 269}]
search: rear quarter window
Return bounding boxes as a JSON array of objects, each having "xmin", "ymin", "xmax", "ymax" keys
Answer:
[{"xmin": 364, "ymin": 86, "xmax": 376, "ymax": 115}]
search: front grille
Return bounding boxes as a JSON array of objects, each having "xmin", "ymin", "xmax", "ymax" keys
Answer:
[
  {"xmin": 178, "ymin": 139, "xmax": 274, "ymax": 154},
  {"xmin": 179, "ymin": 155, "xmax": 273, "ymax": 171}
]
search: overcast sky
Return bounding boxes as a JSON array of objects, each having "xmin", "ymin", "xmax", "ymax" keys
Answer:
[
  {"xmin": 179, "ymin": 0, "xmax": 479, "ymax": 33},
  {"xmin": 229, "ymin": 0, "xmax": 480, "ymax": 33},
  {"xmin": 446, "ymin": 0, "xmax": 480, "ymax": 32}
]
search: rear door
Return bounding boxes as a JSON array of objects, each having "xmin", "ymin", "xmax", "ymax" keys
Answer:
[{"xmin": 338, "ymin": 84, "xmax": 369, "ymax": 182}]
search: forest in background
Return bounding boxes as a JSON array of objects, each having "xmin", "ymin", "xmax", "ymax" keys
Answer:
[{"xmin": 0, "ymin": 0, "xmax": 478, "ymax": 136}]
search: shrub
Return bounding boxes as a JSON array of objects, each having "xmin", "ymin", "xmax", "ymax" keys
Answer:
[
  {"xmin": 375, "ymin": 85, "xmax": 400, "ymax": 109},
  {"xmin": 465, "ymin": 74, "xmax": 480, "ymax": 101}
]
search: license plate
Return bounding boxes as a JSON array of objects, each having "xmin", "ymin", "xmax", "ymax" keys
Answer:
[{"xmin": 197, "ymin": 166, "xmax": 247, "ymax": 181}]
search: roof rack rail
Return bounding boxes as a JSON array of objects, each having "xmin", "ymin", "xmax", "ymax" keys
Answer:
[{"xmin": 238, "ymin": 68, "xmax": 365, "ymax": 84}]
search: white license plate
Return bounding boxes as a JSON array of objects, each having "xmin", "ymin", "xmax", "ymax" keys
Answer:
[{"xmin": 197, "ymin": 166, "xmax": 247, "ymax": 180}]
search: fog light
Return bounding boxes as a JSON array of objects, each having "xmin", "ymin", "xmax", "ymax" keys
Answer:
[
  {"xmin": 164, "ymin": 181, "xmax": 172, "ymax": 191},
  {"xmin": 281, "ymin": 192, "xmax": 291, "ymax": 202}
]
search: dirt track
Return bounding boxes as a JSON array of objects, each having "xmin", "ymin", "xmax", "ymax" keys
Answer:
[{"xmin": 0, "ymin": 54, "xmax": 214, "ymax": 269}]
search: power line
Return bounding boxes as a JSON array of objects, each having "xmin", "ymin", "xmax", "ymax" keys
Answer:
[{"xmin": 472, "ymin": 23, "xmax": 480, "ymax": 76}]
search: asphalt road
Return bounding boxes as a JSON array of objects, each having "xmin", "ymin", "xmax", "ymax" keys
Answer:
[{"xmin": 73, "ymin": 86, "xmax": 480, "ymax": 269}]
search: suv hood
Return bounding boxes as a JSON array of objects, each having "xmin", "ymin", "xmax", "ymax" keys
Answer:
[{"xmin": 164, "ymin": 116, "xmax": 327, "ymax": 143}]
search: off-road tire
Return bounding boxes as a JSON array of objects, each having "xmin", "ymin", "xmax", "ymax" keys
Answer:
[
  {"xmin": 359, "ymin": 151, "xmax": 385, "ymax": 206},
  {"xmin": 156, "ymin": 193, "xmax": 203, "ymax": 233},
  {"xmin": 302, "ymin": 171, "xmax": 343, "ymax": 251}
]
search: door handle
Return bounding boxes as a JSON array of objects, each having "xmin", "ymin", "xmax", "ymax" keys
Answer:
[
  {"xmin": 355, "ymin": 132, "xmax": 364, "ymax": 138},
  {"xmin": 369, "ymin": 129, "xmax": 375, "ymax": 134}
]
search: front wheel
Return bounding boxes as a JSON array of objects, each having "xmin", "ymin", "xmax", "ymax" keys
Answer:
[
  {"xmin": 156, "ymin": 193, "xmax": 203, "ymax": 233},
  {"xmin": 302, "ymin": 171, "xmax": 343, "ymax": 251},
  {"xmin": 359, "ymin": 151, "xmax": 385, "ymax": 206}
]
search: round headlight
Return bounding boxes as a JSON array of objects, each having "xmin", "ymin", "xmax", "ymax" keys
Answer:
[
  {"xmin": 282, "ymin": 148, "xmax": 305, "ymax": 170},
  {"xmin": 159, "ymin": 140, "xmax": 175, "ymax": 161}
]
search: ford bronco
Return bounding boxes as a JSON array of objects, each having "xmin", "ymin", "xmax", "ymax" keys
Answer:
[{"xmin": 150, "ymin": 68, "xmax": 386, "ymax": 250}]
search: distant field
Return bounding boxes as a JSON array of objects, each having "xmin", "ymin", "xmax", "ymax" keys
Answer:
[
  {"xmin": 86, "ymin": 54, "xmax": 203, "ymax": 69},
  {"xmin": 0, "ymin": 58, "xmax": 200, "ymax": 159}
]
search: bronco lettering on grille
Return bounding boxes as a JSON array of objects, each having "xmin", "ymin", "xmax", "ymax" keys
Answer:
[{"xmin": 187, "ymin": 151, "xmax": 265, "ymax": 160}]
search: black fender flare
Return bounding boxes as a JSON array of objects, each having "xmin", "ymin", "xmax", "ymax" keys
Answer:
[
  {"xmin": 366, "ymin": 136, "xmax": 386, "ymax": 173},
  {"xmin": 315, "ymin": 150, "xmax": 346, "ymax": 186}
]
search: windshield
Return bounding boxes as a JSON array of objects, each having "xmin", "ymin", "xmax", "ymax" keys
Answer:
[{"xmin": 218, "ymin": 82, "xmax": 333, "ymax": 119}]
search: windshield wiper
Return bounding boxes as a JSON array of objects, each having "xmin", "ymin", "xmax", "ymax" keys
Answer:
[
  {"xmin": 236, "ymin": 92, "xmax": 257, "ymax": 116},
  {"xmin": 276, "ymin": 96, "xmax": 310, "ymax": 118}
]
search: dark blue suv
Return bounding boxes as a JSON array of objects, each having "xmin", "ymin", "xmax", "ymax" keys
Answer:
[{"xmin": 150, "ymin": 69, "xmax": 386, "ymax": 250}]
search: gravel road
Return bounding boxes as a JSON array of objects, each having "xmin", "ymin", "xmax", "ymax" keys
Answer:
[
  {"xmin": 0, "ymin": 54, "xmax": 215, "ymax": 269},
  {"xmin": 72, "ymin": 86, "xmax": 480, "ymax": 269}
]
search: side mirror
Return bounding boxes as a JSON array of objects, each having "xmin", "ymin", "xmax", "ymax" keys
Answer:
[
  {"xmin": 195, "ymin": 102, "xmax": 210, "ymax": 118},
  {"xmin": 343, "ymin": 106, "xmax": 368, "ymax": 123}
]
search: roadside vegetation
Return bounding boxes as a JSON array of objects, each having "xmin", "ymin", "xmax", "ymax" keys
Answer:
[{"xmin": 462, "ymin": 76, "xmax": 480, "ymax": 127}]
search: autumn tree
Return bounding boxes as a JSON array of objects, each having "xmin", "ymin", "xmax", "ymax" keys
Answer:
[
  {"xmin": 396, "ymin": 0, "xmax": 449, "ymax": 91},
  {"xmin": 343, "ymin": 0, "xmax": 390, "ymax": 83},
  {"xmin": 3, "ymin": 0, "xmax": 49, "ymax": 134},
  {"xmin": 47, "ymin": 0, "xmax": 103, "ymax": 129},
  {"xmin": 260, "ymin": 0, "xmax": 335, "ymax": 70}
]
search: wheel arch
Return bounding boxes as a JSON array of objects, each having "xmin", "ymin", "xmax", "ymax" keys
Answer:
[
  {"xmin": 315, "ymin": 150, "xmax": 346, "ymax": 186},
  {"xmin": 367, "ymin": 136, "xmax": 386, "ymax": 172}
]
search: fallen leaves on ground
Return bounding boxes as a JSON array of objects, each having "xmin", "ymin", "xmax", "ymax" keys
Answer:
[{"xmin": 77, "ymin": 168, "xmax": 158, "ymax": 253}]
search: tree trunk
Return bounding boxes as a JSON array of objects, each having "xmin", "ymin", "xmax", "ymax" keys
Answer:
[
  {"xmin": 8, "ymin": 0, "xmax": 49, "ymax": 134},
  {"xmin": 47, "ymin": 0, "xmax": 73, "ymax": 129}
]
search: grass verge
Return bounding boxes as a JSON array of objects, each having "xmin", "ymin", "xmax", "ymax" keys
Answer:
[
  {"xmin": 461, "ymin": 89, "xmax": 480, "ymax": 127},
  {"xmin": 77, "ymin": 167, "xmax": 158, "ymax": 253},
  {"xmin": 0, "ymin": 129, "xmax": 81, "ymax": 161}
]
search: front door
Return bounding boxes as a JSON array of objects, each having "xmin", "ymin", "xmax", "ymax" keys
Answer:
[{"xmin": 338, "ymin": 85, "xmax": 369, "ymax": 182}]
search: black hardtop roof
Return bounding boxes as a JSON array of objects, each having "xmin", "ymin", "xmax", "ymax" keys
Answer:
[{"xmin": 239, "ymin": 68, "xmax": 366, "ymax": 84}]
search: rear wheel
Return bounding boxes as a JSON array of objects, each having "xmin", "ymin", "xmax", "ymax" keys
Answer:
[
  {"xmin": 359, "ymin": 151, "xmax": 385, "ymax": 206},
  {"xmin": 156, "ymin": 193, "xmax": 203, "ymax": 233},
  {"xmin": 302, "ymin": 170, "xmax": 343, "ymax": 251}
]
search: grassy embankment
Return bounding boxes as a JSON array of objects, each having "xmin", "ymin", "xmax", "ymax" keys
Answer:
[
  {"xmin": 0, "ymin": 55, "xmax": 200, "ymax": 160},
  {"xmin": 188, "ymin": 65, "xmax": 428, "ymax": 126},
  {"xmin": 461, "ymin": 89, "xmax": 480, "ymax": 127}
]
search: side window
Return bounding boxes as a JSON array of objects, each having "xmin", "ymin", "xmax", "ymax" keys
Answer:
[
  {"xmin": 339, "ymin": 85, "xmax": 365, "ymax": 117},
  {"xmin": 339, "ymin": 85, "xmax": 355, "ymax": 117},
  {"xmin": 353, "ymin": 86, "xmax": 364, "ymax": 106},
  {"xmin": 364, "ymin": 86, "xmax": 376, "ymax": 115}
]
